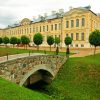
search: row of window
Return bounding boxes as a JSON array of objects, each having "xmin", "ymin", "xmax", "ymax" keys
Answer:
[
  {"xmin": 7, "ymin": 23, "xmax": 62, "ymax": 35},
  {"xmin": 66, "ymin": 33, "xmax": 84, "ymax": 41},
  {"xmin": 66, "ymin": 18, "xmax": 85, "ymax": 28},
  {"xmin": 70, "ymin": 44, "xmax": 84, "ymax": 47}
]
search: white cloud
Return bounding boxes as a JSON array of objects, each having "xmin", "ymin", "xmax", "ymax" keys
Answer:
[{"xmin": 0, "ymin": 0, "xmax": 100, "ymax": 28}]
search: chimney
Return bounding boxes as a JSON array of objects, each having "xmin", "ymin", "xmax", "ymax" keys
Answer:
[
  {"xmin": 52, "ymin": 11, "xmax": 56, "ymax": 15},
  {"xmin": 59, "ymin": 9, "xmax": 64, "ymax": 14}
]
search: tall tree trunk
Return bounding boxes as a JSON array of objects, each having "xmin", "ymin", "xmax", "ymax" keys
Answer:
[
  {"xmin": 17, "ymin": 44, "xmax": 19, "ymax": 49},
  {"xmin": 23, "ymin": 44, "xmax": 25, "ymax": 49},
  {"xmin": 66, "ymin": 45, "xmax": 69, "ymax": 58},
  {"xmin": 37, "ymin": 45, "xmax": 39, "ymax": 51},
  {"xmin": 5, "ymin": 44, "xmax": 7, "ymax": 48},
  {"xmin": 26, "ymin": 44, "xmax": 27, "ymax": 50},
  {"xmin": 56, "ymin": 45, "xmax": 59, "ymax": 55},
  {"xmin": 94, "ymin": 46, "xmax": 96, "ymax": 56},
  {"xmin": 67, "ymin": 45, "xmax": 69, "ymax": 54},
  {"xmin": 50, "ymin": 45, "xmax": 51, "ymax": 51},
  {"xmin": 13, "ymin": 44, "xmax": 14, "ymax": 48}
]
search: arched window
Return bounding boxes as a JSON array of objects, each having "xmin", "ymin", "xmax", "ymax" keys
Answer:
[
  {"xmin": 81, "ymin": 33, "xmax": 84, "ymax": 40},
  {"xmin": 76, "ymin": 19, "xmax": 79, "ymax": 27},
  {"xmin": 82, "ymin": 18, "xmax": 85, "ymax": 26},
  {"xmin": 66, "ymin": 33, "xmax": 68, "ymax": 37},
  {"xmin": 36, "ymin": 27, "xmax": 38, "ymax": 32},
  {"xmin": 71, "ymin": 33, "xmax": 74, "ymax": 40},
  {"xmin": 71, "ymin": 20, "xmax": 74, "ymax": 28},
  {"xmin": 66, "ymin": 21, "xmax": 69, "ymax": 28},
  {"xmin": 76, "ymin": 33, "xmax": 79, "ymax": 40}
]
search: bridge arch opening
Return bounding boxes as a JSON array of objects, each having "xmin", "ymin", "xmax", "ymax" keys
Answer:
[
  {"xmin": 19, "ymin": 65, "xmax": 54, "ymax": 87},
  {"xmin": 25, "ymin": 69, "xmax": 54, "ymax": 90}
]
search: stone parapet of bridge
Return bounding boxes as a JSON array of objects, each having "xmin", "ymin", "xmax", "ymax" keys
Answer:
[{"xmin": 0, "ymin": 54, "xmax": 67, "ymax": 86}]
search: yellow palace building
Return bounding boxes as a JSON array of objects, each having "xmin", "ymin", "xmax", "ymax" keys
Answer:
[{"xmin": 0, "ymin": 6, "xmax": 100, "ymax": 48}]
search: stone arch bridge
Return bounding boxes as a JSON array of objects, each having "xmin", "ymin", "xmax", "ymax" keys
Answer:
[{"xmin": 0, "ymin": 53, "xmax": 67, "ymax": 86}]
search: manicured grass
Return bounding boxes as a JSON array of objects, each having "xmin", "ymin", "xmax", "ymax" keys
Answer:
[
  {"xmin": 0, "ymin": 47, "xmax": 99, "ymax": 100},
  {"xmin": 43, "ymin": 53, "xmax": 100, "ymax": 100},
  {"xmin": 0, "ymin": 47, "xmax": 73, "ymax": 56},
  {"xmin": 0, "ymin": 78, "xmax": 51, "ymax": 100}
]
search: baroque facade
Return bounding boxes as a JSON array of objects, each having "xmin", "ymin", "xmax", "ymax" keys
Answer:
[{"xmin": 0, "ymin": 6, "xmax": 100, "ymax": 48}]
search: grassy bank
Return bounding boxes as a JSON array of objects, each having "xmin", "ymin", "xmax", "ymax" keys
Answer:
[
  {"xmin": 43, "ymin": 53, "xmax": 100, "ymax": 100},
  {"xmin": 0, "ymin": 78, "xmax": 51, "ymax": 100},
  {"xmin": 0, "ymin": 47, "xmax": 72, "ymax": 56},
  {"xmin": 0, "ymin": 47, "xmax": 99, "ymax": 100}
]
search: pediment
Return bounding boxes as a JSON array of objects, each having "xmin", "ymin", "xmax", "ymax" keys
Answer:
[
  {"xmin": 64, "ymin": 8, "xmax": 88, "ymax": 17},
  {"xmin": 21, "ymin": 18, "xmax": 31, "ymax": 25}
]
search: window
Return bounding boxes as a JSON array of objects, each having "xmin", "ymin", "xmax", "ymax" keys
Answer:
[
  {"xmin": 71, "ymin": 33, "xmax": 73, "ymax": 40},
  {"xmin": 76, "ymin": 19, "xmax": 79, "ymax": 27},
  {"xmin": 36, "ymin": 27, "xmax": 38, "ymax": 32},
  {"xmin": 59, "ymin": 23, "xmax": 61, "ymax": 30},
  {"xmin": 33, "ymin": 27, "xmax": 35, "ymax": 32},
  {"xmin": 81, "ymin": 33, "xmax": 84, "ymax": 40},
  {"xmin": 59, "ymin": 35, "xmax": 60, "ymax": 38},
  {"xmin": 76, "ymin": 33, "xmax": 79, "ymax": 40},
  {"xmin": 30, "ymin": 28, "xmax": 31, "ymax": 33},
  {"xmin": 81, "ymin": 44, "xmax": 84, "ymax": 47},
  {"xmin": 25, "ymin": 29, "xmax": 26, "ymax": 34},
  {"xmin": 66, "ymin": 33, "xmax": 68, "ymax": 37},
  {"xmin": 55, "ymin": 24, "xmax": 57, "ymax": 30},
  {"xmin": 43, "ymin": 26, "xmax": 45, "ymax": 32},
  {"xmin": 40, "ymin": 26, "xmax": 41, "ymax": 32},
  {"xmin": 75, "ymin": 44, "xmax": 78, "ymax": 47},
  {"xmin": 71, "ymin": 20, "xmax": 74, "ymax": 28},
  {"xmin": 82, "ymin": 18, "xmax": 85, "ymax": 26},
  {"xmin": 22, "ymin": 29, "xmax": 23, "ymax": 34},
  {"xmin": 70, "ymin": 44, "xmax": 73, "ymax": 47},
  {"xmin": 55, "ymin": 35, "xmax": 57, "ymax": 38},
  {"xmin": 27, "ymin": 28, "xmax": 28, "ymax": 33},
  {"xmin": 66, "ymin": 21, "xmax": 69, "ymax": 28},
  {"xmin": 51, "ymin": 25, "xmax": 53, "ymax": 31},
  {"xmin": 20, "ymin": 29, "xmax": 21, "ymax": 34}
]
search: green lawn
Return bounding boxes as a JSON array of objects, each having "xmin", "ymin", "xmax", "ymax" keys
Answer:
[
  {"xmin": 0, "ymin": 78, "xmax": 51, "ymax": 100},
  {"xmin": 0, "ymin": 47, "xmax": 72, "ymax": 56},
  {"xmin": 43, "ymin": 53, "xmax": 100, "ymax": 100},
  {"xmin": 0, "ymin": 47, "xmax": 99, "ymax": 100}
]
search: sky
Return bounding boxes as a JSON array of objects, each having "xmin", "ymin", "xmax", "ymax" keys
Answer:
[{"xmin": 0, "ymin": 0, "xmax": 100, "ymax": 28}]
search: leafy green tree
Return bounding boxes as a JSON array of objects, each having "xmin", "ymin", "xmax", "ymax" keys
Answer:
[
  {"xmin": 10, "ymin": 37, "xmax": 17, "ymax": 48},
  {"xmin": 17, "ymin": 38, "xmax": 21, "ymax": 48},
  {"xmin": 55, "ymin": 37, "xmax": 60, "ymax": 55},
  {"xmin": 33, "ymin": 33, "xmax": 43, "ymax": 50},
  {"xmin": 89, "ymin": 29, "xmax": 100, "ymax": 55},
  {"xmin": 21, "ymin": 35, "xmax": 30, "ymax": 49},
  {"xmin": 3, "ymin": 37, "xmax": 9, "ymax": 47},
  {"xmin": 64, "ymin": 36, "xmax": 72, "ymax": 57},
  {"xmin": 47, "ymin": 36, "xmax": 54, "ymax": 51},
  {"xmin": 0, "ymin": 37, "xmax": 3, "ymax": 45}
]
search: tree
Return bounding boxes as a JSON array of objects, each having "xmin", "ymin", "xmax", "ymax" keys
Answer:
[
  {"xmin": 89, "ymin": 29, "xmax": 100, "ymax": 55},
  {"xmin": 21, "ymin": 35, "xmax": 30, "ymax": 49},
  {"xmin": 0, "ymin": 37, "xmax": 2, "ymax": 45},
  {"xmin": 3, "ymin": 37, "xmax": 9, "ymax": 47},
  {"xmin": 17, "ymin": 38, "xmax": 21, "ymax": 48},
  {"xmin": 33, "ymin": 33, "xmax": 43, "ymax": 50},
  {"xmin": 64, "ymin": 36, "xmax": 72, "ymax": 57},
  {"xmin": 10, "ymin": 37, "xmax": 17, "ymax": 48},
  {"xmin": 55, "ymin": 37, "xmax": 60, "ymax": 55},
  {"xmin": 47, "ymin": 36, "xmax": 54, "ymax": 51}
]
